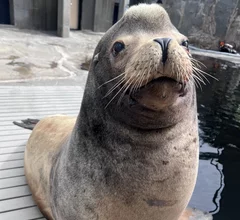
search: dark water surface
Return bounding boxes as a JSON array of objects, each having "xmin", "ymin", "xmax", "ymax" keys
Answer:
[{"xmin": 189, "ymin": 56, "xmax": 240, "ymax": 220}]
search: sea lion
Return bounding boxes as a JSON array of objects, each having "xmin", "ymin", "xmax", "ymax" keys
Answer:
[{"xmin": 18, "ymin": 3, "xmax": 212, "ymax": 220}]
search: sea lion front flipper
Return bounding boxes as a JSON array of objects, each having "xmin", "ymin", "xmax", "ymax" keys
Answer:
[{"xmin": 13, "ymin": 118, "xmax": 40, "ymax": 130}]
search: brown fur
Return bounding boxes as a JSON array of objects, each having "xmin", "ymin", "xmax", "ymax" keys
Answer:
[{"xmin": 25, "ymin": 116, "xmax": 76, "ymax": 219}]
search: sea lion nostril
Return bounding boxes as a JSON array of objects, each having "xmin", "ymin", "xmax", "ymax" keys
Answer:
[{"xmin": 154, "ymin": 38, "xmax": 172, "ymax": 64}]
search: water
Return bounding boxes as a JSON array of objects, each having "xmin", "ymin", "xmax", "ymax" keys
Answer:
[{"xmin": 189, "ymin": 56, "xmax": 240, "ymax": 219}]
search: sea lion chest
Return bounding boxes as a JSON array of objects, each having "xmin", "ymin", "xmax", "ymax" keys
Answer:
[{"xmin": 50, "ymin": 116, "xmax": 198, "ymax": 220}]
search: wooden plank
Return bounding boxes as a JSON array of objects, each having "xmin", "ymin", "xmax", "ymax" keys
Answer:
[
  {"xmin": 0, "ymin": 112, "xmax": 77, "ymax": 125},
  {"xmin": 0, "ymin": 108, "xmax": 78, "ymax": 115},
  {"xmin": 0, "ymin": 104, "xmax": 80, "ymax": 113},
  {"xmin": 0, "ymin": 126, "xmax": 29, "ymax": 132},
  {"xmin": 0, "ymin": 185, "xmax": 31, "ymax": 200},
  {"xmin": 0, "ymin": 146, "xmax": 25, "ymax": 154},
  {"xmin": 0, "ymin": 140, "xmax": 27, "ymax": 148},
  {"xmin": 0, "ymin": 111, "xmax": 78, "ymax": 122},
  {"xmin": 0, "ymin": 206, "xmax": 43, "ymax": 220},
  {"xmin": 0, "ymin": 93, "xmax": 82, "ymax": 98},
  {"xmin": 0, "ymin": 168, "xmax": 25, "ymax": 179},
  {"xmin": 0, "ymin": 96, "xmax": 81, "ymax": 101},
  {"xmin": 0, "ymin": 86, "xmax": 82, "ymax": 90},
  {"xmin": 0, "ymin": 152, "xmax": 24, "ymax": 162},
  {"xmin": 0, "ymin": 160, "xmax": 24, "ymax": 170},
  {"xmin": 0, "ymin": 134, "xmax": 30, "ymax": 142},
  {"xmin": 0, "ymin": 102, "xmax": 80, "ymax": 108},
  {"xmin": 0, "ymin": 176, "xmax": 27, "ymax": 189},
  {"xmin": 0, "ymin": 86, "xmax": 83, "ymax": 219},
  {"xmin": 0, "ymin": 129, "xmax": 31, "ymax": 136},
  {"xmin": 0, "ymin": 195, "xmax": 35, "ymax": 212},
  {"xmin": 0, "ymin": 90, "xmax": 82, "ymax": 95}
]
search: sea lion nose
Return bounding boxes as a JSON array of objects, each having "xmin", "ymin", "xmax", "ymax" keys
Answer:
[{"xmin": 153, "ymin": 38, "xmax": 172, "ymax": 63}]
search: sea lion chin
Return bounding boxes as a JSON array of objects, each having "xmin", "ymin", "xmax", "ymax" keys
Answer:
[{"xmin": 19, "ymin": 3, "xmax": 212, "ymax": 220}]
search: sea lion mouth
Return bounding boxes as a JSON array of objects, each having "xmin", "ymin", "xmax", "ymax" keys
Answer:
[
  {"xmin": 142, "ymin": 76, "xmax": 186, "ymax": 91},
  {"xmin": 131, "ymin": 76, "xmax": 187, "ymax": 96},
  {"xmin": 128, "ymin": 76, "xmax": 187, "ymax": 111}
]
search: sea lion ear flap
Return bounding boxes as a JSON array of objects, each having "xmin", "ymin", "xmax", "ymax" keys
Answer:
[{"xmin": 93, "ymin": 53, "xmax": 99, "ymax": 63}]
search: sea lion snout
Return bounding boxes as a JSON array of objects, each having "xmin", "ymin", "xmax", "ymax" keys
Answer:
[
  {"xmin": 121, "ymin": 37, "xmax": 192, "ymax": 90},
  {"xmin": 153, "ymin": 38, "xmax": 172, "ymax": 63}
]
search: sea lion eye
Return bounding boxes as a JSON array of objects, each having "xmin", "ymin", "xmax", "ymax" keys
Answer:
[
  {"xmin": 181, "ymin": 40, "xmax": 189, "ymax": 49},
  {"xmin": 112, "ymin": 41, "xmax": 125, "ymax": 56}
]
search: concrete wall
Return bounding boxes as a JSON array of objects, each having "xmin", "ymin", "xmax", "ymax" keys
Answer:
[
  {"xmin": 81, "ymin": 0, "xmax": 95, "ymax": 31},
  {"xmin": 94, "ymin": 0, "xmax": 115, "ymax": 32},
  {"xmin": 13, "ymin": 0, "xmax": 58, "ymax": 30},
  {"xmin": 162, "ymin": 0, "xmax": 240, "ymax": 51},
  {"xmin": 81, "ymin": 0, "xmax": 115, "ymax": 32}
]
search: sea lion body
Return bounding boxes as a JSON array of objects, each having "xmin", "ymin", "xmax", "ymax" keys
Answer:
[
  {"xmin": 24, "ymin": 4, "xmax": 211, "ymax": 220},
  {"xmin": 24, "ymin": 116, "xmax": 76, "ymax": 219},
  {"xmin": 26, "ymin": 113, "xmax": 199, "ymax": 220}
]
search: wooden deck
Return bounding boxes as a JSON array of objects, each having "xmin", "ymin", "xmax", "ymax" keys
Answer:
[{"xmin": 0, "ymin": 86, "xmax": 83, "ymax": 220}]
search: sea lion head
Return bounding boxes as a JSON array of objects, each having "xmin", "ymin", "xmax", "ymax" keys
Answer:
[{"xmin": 87, "ymin": 4, "xmax": 197, "ymax": 129}]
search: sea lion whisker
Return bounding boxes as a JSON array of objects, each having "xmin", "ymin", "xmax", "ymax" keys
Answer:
[
  {"xmin": 130, "ymin": 67, "xmax": 143, "ymax": 93},
  {"xmin": 98, "ymin": 72, "xmax": 125, "ymax": 89},
  {"xmin": 138, "ymin": 66, "xmax": 148, "ymax": 89},
  {"xmin": 129, "ymin": 78, "xmax": 140, "ymax": 96},
  {"xmin": 117, "ymin": 82, "xmax": 132, "ymax": 105},
  {"xmin": 192, "ymin": 74, "xmax": 204, "ymax": 90},
  {"xmin": 191, "ymin": 76, "xmax": 201, "ymax": 89},
  {"xmin": 145, "ymin": 63, "xmax": 153, "ymax": 88},
  {"xmin": 193, "ymin": 68, "xmax": 210, "ymax": 84},
  {"xmin": 137, "ymin": 67, "xmax": 148, "ymax": 90},
  {"xmin": 191, "ymin": 75, "xmax": 202, "ymax": 90},
  {"xmin": 194, "ymin": 67, "xmax": 218, "ymax": 81},
  {"xmin": 134, "ymin": 72, "xmax": 144, "ymax": 91},
  {"xmin": 134, "ymin": 56, "xmax": 149, "ymax": 91},
  {"xmin": 191, "ymin": 61, "xmax": 218, "ymax": 81},
  {"xmin": 192, "ymin": 71, "xmax": 206, "ymax": 85},
  {"xmin": 125, "ymin": 70, "xmax": 139, "ymax": 95},
  {"xmin": 192, "ymin": 67, "xmax": 208, "ymax": 82},
  {"xmin": 132, "ymin": 76, "xmax": 141, "ymax": 93},
  {"xmin": 104, "ymin": 77, "xmax": 126, "ymax": 98},
  {"xmin": 105, "ymin": 80, "xmax": 130, "ymax": 109},
  {"xmin": 190, "ymin": 59, "xmax": 202, "ymax": 69},
  {"xmin": 104, "ymin": 78, "xmax": 125, "ymax": 97},
  {"xmin": 190, "ymin": 58, "xmax": 207, "ymax": 69}
]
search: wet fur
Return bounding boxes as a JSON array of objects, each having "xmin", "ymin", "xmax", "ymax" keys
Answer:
[{"xmin": 23, "ymin": 4, "xmax": 210, "ymax": 220}]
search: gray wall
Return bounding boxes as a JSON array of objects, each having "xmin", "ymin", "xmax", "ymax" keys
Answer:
[
  {"xmin": 13, "ymin": 0, "xmax": 58, "ymax": 30},
  {"xmin": 94, "ymin": 0, "xmax": 115, "ymax": 32},
  {"xmin": 81, "ymin": 0, "xmax": 95, "ymax": 31},
  {"xmin": 81, "ymin": 0, "xmax": 115, "ymax": 32},
  {"xmin": 162, "ymin": 0, "xmax": 240, "ymax": 50}
]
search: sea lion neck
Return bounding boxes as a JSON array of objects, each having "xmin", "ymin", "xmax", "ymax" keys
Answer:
[{"xmin": 71, "ymin": 72, "xmax": 197, "ymax": 150}]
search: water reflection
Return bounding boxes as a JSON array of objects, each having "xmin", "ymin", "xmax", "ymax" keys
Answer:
[{"xmin": 189, "ymin": 56, "xmax": 240, "ymax": 219}]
